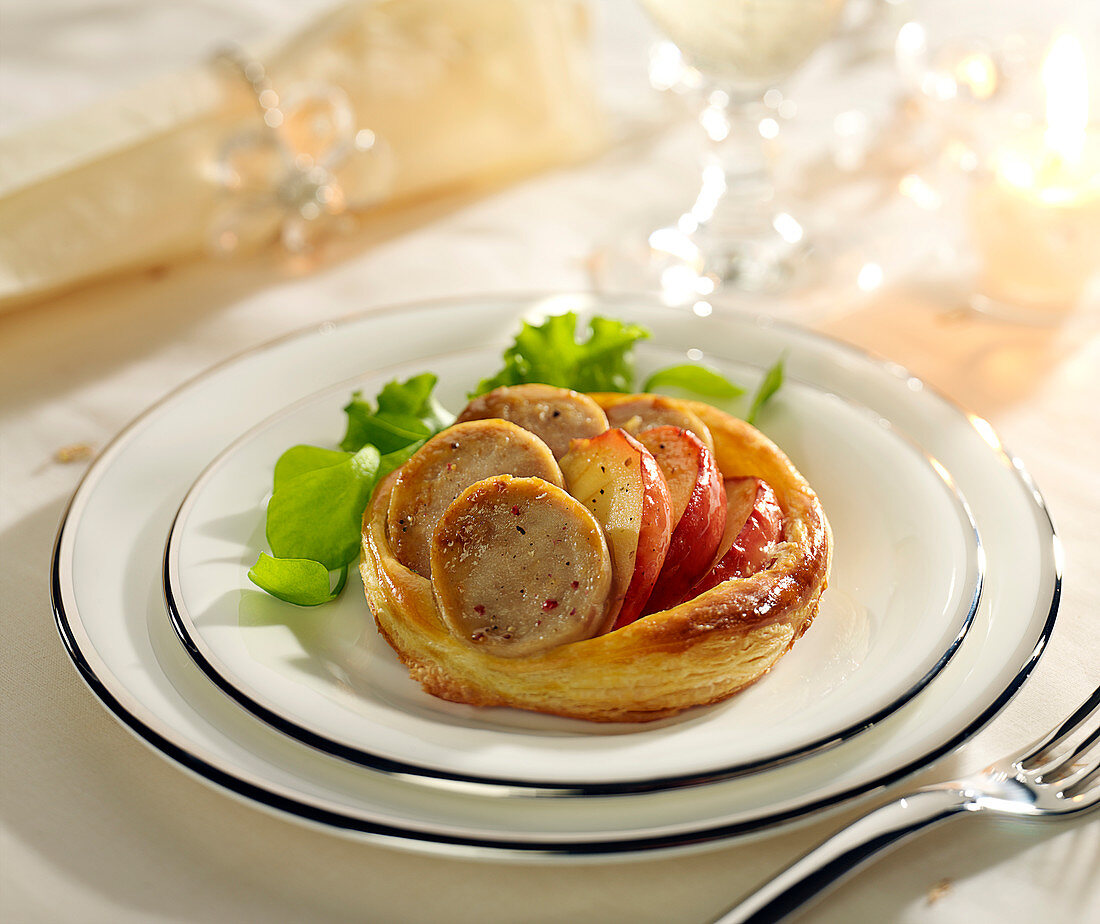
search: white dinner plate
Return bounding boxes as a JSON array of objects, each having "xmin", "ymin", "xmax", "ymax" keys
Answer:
[
  {"xmin": 52, "ymin": 294, "xmax": 1059, "ymax": 857},
  {"xmin": 163, "ymin": 342, "xmax": 981, "ymax": 791}
]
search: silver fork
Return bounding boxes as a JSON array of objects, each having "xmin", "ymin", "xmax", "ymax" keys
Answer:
[{"xmin": 714, "ymin": 683, "xmax": 1100, "ymax": 923}]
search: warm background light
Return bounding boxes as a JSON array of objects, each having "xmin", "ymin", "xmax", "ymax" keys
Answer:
[
  {"xmin": 970, "ymin": 30, "xmax": 1100, "ymax": 315},
  {"xmin": 1042, "ymin": 34, "xmax": 1088, "ymax": 167}
]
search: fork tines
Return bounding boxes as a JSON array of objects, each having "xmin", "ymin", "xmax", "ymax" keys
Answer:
[{"xmin": 1017, "ymin": 685, "xmax": 1100, "ymax": 797}]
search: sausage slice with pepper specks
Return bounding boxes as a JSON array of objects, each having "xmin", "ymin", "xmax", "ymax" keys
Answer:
[
  {"xmin": 456, "ymin": 383, "xmax": 609, "ymax": 459},
  {"xmin": 430, "ymin": 475, "xmax": 613, "ymax": 658},
  {"xmin": 387, "ymin": 420, "xmax": 562, "ymax": 578}
]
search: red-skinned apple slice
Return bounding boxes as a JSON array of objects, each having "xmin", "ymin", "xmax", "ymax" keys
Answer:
[
  {"xmin": 559, "ymin": 428, "xmax": 673, "ymax": 632},
  {"xmin": 689, "ymin": 476, "xmax": 783, "ymax": 599},
  {"xmin": 636, "ymin": 426, "xmax": 726, "ymax": 614}
]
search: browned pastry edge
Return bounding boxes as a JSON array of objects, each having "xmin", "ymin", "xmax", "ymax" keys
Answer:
[{"xmin": 360, "ymin": 393, "xmax": 832, "ymax": 723}]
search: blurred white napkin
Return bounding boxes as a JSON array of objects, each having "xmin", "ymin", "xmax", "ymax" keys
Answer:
[{"xmin": 0, "ymin": 0, "xmax": 604, "ymax": 309}]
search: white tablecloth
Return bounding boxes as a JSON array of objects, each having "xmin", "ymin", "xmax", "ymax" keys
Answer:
[{"xmin": 2, "ymin": 2, "xmax": 1098, "ymax": 922}]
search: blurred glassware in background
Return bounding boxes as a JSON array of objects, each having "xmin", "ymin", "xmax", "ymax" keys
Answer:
[
  {"xmin": 893, "ymin": 4, "xmax": 1100, "ymax": 322},
  {"xmin": 647, "ymin": 39, "xmax": 704, "ymax": 95},
  {"xmin": 208, "ymin": 48, "xmax": 394, "ymax": 256},
  {"xmin": 967, "ymin": 34, "xmax": 1100, "ymax": 322},
  {"xmin": 824, "ymin": 0, "xmax": 912, "ymax": 168},
  {"xmin": 832, "ymin": 0, "xmax": 913, "ymax": 74},
  {"xmin": 596, "ymin": 0, "xmax": 848, "ymax": 301}
]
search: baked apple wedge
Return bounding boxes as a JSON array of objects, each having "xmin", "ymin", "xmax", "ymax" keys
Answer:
[
  {"xmin": 689, "ymin": 476, "xmax": 783, "ymax": 598},
  {"xmin": 559, "ymin": 428, "xmax": 673, "ymax": 631},
  {"xmin": 637, "ymin": 426, "xmax": 727, "ymax": 614}
]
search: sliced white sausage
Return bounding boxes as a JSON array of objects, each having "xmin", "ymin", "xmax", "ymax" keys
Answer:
[
  {"xmin": 430, "ymin": 475, "xmax": 612, "ymax": 658},
  {"xmin": 387, "ymin": 420, "xmax": 562, "ymax": 578},
  {"xmin": 456, "ymin": 384, "xmax": 609, "ymax": 459},
  {"xmin": 605, "ymin": 395, "xmax": 714, "ymax": 452}
]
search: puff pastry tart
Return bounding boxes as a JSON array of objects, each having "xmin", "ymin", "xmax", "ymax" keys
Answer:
[{"xmin": 361, "ymin": 388, "xmax": 831, "ymax": 723}]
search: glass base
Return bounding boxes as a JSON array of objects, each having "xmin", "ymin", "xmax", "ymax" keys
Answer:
[{"xmin": 591, "ymin": 216, "xmax": 815, "ymax": 304}]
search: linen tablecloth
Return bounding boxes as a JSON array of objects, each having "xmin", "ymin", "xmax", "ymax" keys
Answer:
[{"xmin": 2, "ymin": 1, "xmax": 1098, "ymax": 921}]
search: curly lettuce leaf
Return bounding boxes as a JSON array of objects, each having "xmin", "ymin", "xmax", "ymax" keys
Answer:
[
  {"xmin": 472, "ymin": 312, "xmax": 649, "ymax": 397},
  {"xmin": 340, "ymin": 372, "xmax": 453, "ymax": 453}
]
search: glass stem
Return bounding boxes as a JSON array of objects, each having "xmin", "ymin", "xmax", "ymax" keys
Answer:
[{"xmin": 686, "ymin": 90, "xmax": 776, "ymax": 239}]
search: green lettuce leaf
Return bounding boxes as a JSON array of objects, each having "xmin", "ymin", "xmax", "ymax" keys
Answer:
[
  {"xmin": 643, "ymin": 364, "xmax": 744, "ymax": 399},
  {"xmin": 248, "ymin": 555, "xmax": 349, "ymax": 606},
  {"xmin": 472, "ymin": 312, "xmax": 649, "ymax": 397},
  {"xmin": 747, "ymin": 355, "xmax": 786, "ymax": 425},
  {"xmin": 340, "ymin": 372, "xmax": 453, "ymax": 453},
  {"xmin": 250, "ymin": 372, "xmax": 451, "ymax": 606},
  {"xmin": 265, "ymin": 444, "xmax": 380, "ymax": 570},
  {"xmin": 273, "ymin": 445, "xmax": 353, "ymax": 492}
]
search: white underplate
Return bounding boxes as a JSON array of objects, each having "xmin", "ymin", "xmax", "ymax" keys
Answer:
[
  {"xmin": 164, "ymin": 348, "xmax": 981, "ymax": 790},
  {"xmin": 52, "ymin": 294, "xmax": 1059, "ymax": 857}
]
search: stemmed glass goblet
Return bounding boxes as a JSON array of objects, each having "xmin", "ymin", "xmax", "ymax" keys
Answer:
[{"xmin": 601, "ymin": 0, "xmax": 848, "ymax": 299}]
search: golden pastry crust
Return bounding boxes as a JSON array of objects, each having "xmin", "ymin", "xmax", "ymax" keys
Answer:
[{"xmin": 361, "ymin": 393, "xmax": 832, "ymax": 723}]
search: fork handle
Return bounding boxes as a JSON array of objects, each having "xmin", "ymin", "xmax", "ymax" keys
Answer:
[{"xmin": 712, "ymin": 787, "xmax": 972, "ymax": 923}]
